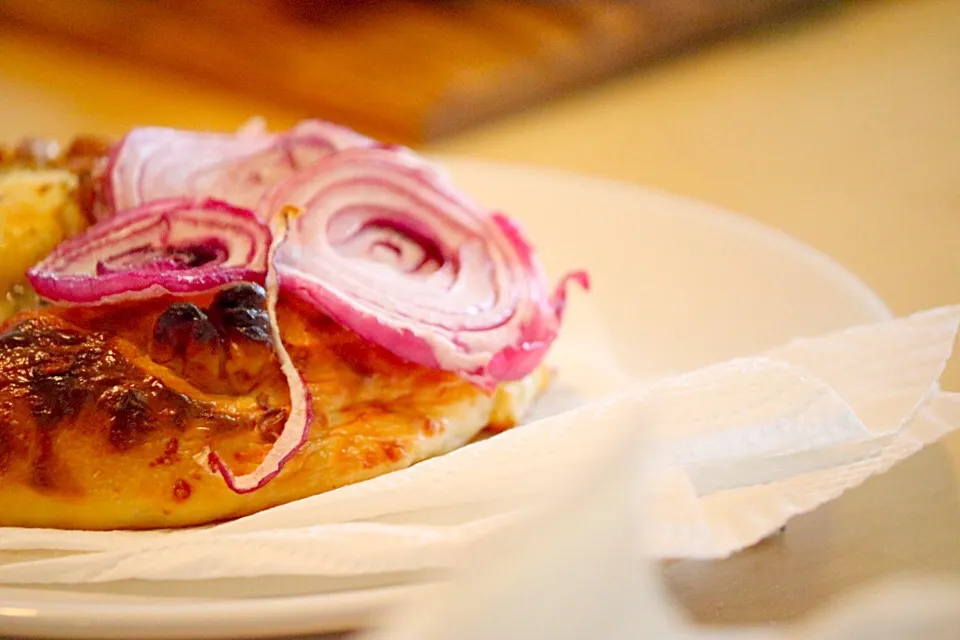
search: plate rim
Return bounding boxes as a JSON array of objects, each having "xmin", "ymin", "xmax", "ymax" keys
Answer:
[
  {"xmin": 0, "ymin": 584, "xmax": 425, "ymax": 639},
  {"xmin": 433, "ymin": 154, "xmax": 892, "ymax": 323}
]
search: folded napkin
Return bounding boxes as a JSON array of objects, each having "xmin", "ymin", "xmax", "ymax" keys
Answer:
[
  {"xmin": 0, "ymin": 305, "xmax": 956, "ymax": 584},
  {"xmin": 362, "ymin": 353, "xmax": 960, "ymax": 640},
  {"xmin": 363, "ymin": 388, "xmax": 682, "ymax": 640}
]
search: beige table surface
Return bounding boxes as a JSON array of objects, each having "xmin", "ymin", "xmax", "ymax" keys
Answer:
[{"xmin": 1, "ymin": 0, "xmax": 958, "ymax": 631}]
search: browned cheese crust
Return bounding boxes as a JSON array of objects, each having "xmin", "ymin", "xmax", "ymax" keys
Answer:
[{"xmin": 0, "ymin": 288, "xmax": 548, "ymax": 530}]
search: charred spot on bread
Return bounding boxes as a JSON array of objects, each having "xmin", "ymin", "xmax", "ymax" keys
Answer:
[
  {"xmin": 100, "ymin": 387, "xmax": 153, "ymax": 451},
  {"xmin": 256, "ymin": 407, "xmax": 288, "ymax": 444},
  {"xmin": 30, "ymin": 372, "xmax": 90, "ymax": 427},
  {"xmin": 151, "ymin": 302, "xmax": 227, "ymax": 391},
  {"xmin": 0, "ymin": 313, "xmax": 290, "ymax": 495},
  {"xmin": 208, "ymin": 285, "xmax": 279, "ymax": 394},
  {"xmin": 208, "ymin": 283, "xmax": 272, "ymax": 345}
]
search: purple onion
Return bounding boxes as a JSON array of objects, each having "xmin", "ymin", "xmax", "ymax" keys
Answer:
[{"xmin": 28, "ymin": 197, "xmax": 270, "ymax": 305}]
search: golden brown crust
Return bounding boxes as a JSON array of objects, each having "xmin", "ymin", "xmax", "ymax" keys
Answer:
[
  {"xmin": 0, "ymin": 135, "xmax": 112, "ymax": 321},
  {"xmin": 1, "ymin": 134, "xmax": 111, "ymax": 223},
  {"xmin": 0, "ymin": 292, "xmax": 544, "ymax": 530}
]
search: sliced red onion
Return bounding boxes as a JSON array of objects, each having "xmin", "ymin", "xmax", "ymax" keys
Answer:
[
  {"xmin": 262, "ymin": 147, "xmax": 588, "ymax": 390},
  {"xmin": 27, "ymin": 198, "xmax": 269, "ymax": 305},
  {"xmin": 208, "ymin": 207, "xmax": 314, "ymax": 494},
  {"xmin": 98, "ymin": 119, "xmax": 375, "ymax": 219}
]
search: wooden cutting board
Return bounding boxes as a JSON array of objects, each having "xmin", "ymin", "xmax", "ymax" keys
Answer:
[{"xmin": 0, "ymin": 0, "xmax": 821, "ymax": 144}]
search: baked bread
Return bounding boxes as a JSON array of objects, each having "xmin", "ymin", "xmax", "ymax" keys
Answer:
[
  {"xmin": 0, "ymin": 287, "xmax": 547, "ymax": 530},
  {"xmin": 0, "ymin": 123, "xmax": 577, "ymax": 531}
]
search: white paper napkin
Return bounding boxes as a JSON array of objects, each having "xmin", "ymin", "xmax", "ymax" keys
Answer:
[
  {"xmin": 0, "ymin": 305, "xmax": 956, "ymax": 584},
  {"xmin": 362, "ymin": 389, "xmax": 682, "ymax": 640},
  {"xmin": 362, "ymin": 378, "xmax": 960, "ymax": 640}
]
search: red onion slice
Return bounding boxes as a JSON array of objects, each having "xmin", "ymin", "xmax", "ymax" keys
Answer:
[
  {"xmin": 99, "ymin": 120, "xmax": 374, "ymax": 219},
  {"xmin": 263, "ymin": 147, "xmax": 588, "ymax": 390},
  {"xmin": 27, "ymin": 198, "xmax": 269, "ymax": 305},
  {"xmin": 208, "ymin": 207, "xmax": 314, "ymax": 494}
]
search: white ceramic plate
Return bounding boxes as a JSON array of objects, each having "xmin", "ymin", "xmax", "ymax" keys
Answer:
[{"xmin": 0, "ymin": 158, "xmax": 890, "ymax": 640}]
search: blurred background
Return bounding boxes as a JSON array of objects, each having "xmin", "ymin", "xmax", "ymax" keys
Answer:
[{"xmin": 1, "ymin": 0, "xmax": 826, "ymax": 144}]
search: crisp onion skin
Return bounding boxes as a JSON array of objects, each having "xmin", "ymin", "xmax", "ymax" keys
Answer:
[
  {"xmin": 264, "ymin": 146, "xmax": 588, "ymax": 390},
  {"xmin": 26, "ymin": 197, "xmax": 270, "ymax": 306},
  {"xmin": 98, "ymin": 120, "xmax": 375, "ymax": 220},
  {"xmin": 207, "ymin": 206, "xmax": 314, "ymax": 494},
  {"xmin": 95, "ymin": 124, "xmax": 586, "ymax": 390}
]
